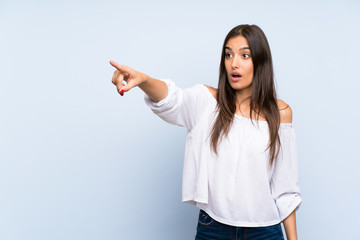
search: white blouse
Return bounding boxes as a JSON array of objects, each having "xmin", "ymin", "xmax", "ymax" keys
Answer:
[{"xmin": 144, "ymin": 79, "xmax": 302, "ymax": 227}]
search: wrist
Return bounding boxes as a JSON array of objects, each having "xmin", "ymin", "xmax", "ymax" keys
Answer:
[
  {"xmin": 139, "ymin": 73, "xmax": 150, "ymax": 86},
  {"xmin": 287, "ymin": 237, "xmax": 297, "ymax": 240}
]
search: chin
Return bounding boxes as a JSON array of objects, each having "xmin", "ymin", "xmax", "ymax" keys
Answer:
[{"xmin": 228, "ymin": 81, "xmax": 250, "ymax": 89}]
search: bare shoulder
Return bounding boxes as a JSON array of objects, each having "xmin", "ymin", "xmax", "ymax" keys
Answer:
[
  {"xmin": 277, "ymin": 99, "xmax": 293, "ymax": 124},
  {"xmin": 204, "ymin": 85, "xmax": 218, "ymax": 99}
]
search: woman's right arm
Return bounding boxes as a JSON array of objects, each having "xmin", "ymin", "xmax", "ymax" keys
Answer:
[
  {"xmin": 110, "ymin": 60, "xmax": 167, "ymax": 102},
  {"xmin": 110, "ymin": 60, "xmax": 210, "ymax": 129}
]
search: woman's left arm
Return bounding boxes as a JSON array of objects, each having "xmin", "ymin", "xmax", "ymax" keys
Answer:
[
  {"xmin": 283, "ymin": 210, "xmax": 298, "ymax": 240},
  {"xmin": 272, "ymin": 101, "xmax": 302, "ymax": 239}
]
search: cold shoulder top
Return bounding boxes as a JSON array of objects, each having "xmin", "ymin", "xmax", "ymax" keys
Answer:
[{"xmin": 144, "ymin": 79, "xmax": 302, "ymax": 227}]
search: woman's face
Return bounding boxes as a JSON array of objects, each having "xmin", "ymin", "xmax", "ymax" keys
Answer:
[{"xmin": 224, "ymin": 35, "xmax": 254, "ymax": 94}]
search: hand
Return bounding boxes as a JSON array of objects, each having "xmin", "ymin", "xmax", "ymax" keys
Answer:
[{"xmin": 110, "ymin": 60, "xmax": 146, "ymax": 96}]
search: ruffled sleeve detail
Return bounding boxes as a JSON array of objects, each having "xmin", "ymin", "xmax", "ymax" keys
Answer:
[
  {"xmin": 144, "ymin": 79, "xmax": 209, "ymax": 130},
  {"xmin": 270, "ymin": 123, "xmax": 302, "ymax": 221}
]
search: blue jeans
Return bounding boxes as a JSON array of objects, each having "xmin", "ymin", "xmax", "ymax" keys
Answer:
[{"xmin": 195, "ymin": 209, "xmax": 284, "ymax": 240}]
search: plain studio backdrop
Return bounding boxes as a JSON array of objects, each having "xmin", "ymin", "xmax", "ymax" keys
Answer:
[{"xmin": 0, "ymin": 0, "xmax": 359, "ymax": 239}]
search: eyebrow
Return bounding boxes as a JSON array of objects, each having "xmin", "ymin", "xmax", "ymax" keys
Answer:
[{"xmin": 225, "ymin": 46, "xmax": 250, "ymax": 51}]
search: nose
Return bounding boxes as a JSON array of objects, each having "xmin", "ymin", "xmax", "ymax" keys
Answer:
[{"xmin": 231, "ymin": 55, "xmax": 240, "ymax": 69}]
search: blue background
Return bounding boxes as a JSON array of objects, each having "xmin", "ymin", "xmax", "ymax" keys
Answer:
[{"xmin": 1, "ymin": 0, "xmax": 359, "ymax": 239}]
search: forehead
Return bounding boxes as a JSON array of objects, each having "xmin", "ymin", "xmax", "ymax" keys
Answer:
[{"xmin": 225, "ymin": 35, "xmax": 249, "ymax": 49}]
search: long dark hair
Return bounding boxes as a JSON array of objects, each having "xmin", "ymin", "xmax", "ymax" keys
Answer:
[{"xmin": 210, "ymin": 24, "xmax": 281, "ymax": 166}]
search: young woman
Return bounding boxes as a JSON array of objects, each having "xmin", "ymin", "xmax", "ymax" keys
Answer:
[{"xmin": 110, "ymin": 24, "xmax": 302, "ymax": 240}]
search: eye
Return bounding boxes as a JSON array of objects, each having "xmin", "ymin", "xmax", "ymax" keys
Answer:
[
  {"xmin": 225, "ymin": 52, "xmax": 233, "ymax": 59},
  {"xmin": 242, "ymin": 53, "xmax": 250, "ymax": 59}
]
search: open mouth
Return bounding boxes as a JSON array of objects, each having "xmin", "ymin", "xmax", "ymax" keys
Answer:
[{"xmin": 230, "ymin": 72, "xmax": 242, "ymax": 81}]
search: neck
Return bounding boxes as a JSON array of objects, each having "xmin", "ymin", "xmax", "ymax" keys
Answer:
[
  {"xmin": 234, "ymin": 86, "xmax": 263, "ymax": 119},
  {"xmin": 235, "ymin": 87, "xmax": 252, "ymax": 106}
]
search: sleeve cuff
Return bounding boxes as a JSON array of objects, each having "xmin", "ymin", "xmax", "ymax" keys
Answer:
[
  {"xmin": 144, "ymin": 79, "xmax": 177, "ymax": 112},
  {"xmin": 277, "ymin": 194, "xmax": 302, "ymax": 221}
]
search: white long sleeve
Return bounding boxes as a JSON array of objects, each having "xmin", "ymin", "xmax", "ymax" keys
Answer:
[
  {"xmin": 270, "ymin": 125, "xmax": 302, "ymax": 221},
  {"xmin": 144, "ymin": 79, "xmax": 211, "ymax": 130}
]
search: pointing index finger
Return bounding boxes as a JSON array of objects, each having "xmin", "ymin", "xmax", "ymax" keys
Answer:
[{"xmin": 109, "ymin": 60, "xmax": 125, "ymax": 72}]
